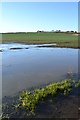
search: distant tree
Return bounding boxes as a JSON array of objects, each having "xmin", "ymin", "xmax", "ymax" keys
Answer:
[
  {"xmin": 37, "ymin": 30, "xmax": 43, "ymax": 32},
  {"xmin": 55, "ymin": 30, "xmax": 61, "ymax": 33},
  {"xmin": 58, "ymin": 30, "xmax": 61, "ymax": 32},
  {"xmin": 51, "ymin": 30, "xmax": 54, "ymax": 32},
  {"xmin": 71, "ymin": 31, "xmax": 74, "ymax": 33},
  {"xmin": 66, "ymin": 31, "xmax": 70, "ymax": 33}
]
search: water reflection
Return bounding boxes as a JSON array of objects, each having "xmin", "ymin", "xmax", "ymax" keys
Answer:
[{"xmin": 1, "ymin": 43, "xmax": 78, "ymax": 97}]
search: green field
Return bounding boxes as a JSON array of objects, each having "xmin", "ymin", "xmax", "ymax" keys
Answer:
[{"xmin": 0, "ymin": 32, "xmax": 79, "ymax": 48}]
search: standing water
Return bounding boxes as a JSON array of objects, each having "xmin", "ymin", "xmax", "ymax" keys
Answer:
[{"xmin": 0, "ymin": 43, "xmax": 78, "ymax": 97}]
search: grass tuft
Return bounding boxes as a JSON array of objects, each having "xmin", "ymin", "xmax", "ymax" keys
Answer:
[{"xmin": 18, "ymin": 79, "xmax": 73, "ymax": 112}]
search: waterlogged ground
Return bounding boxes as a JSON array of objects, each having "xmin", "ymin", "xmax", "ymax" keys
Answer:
[
  {"xmin": 1, "ymin": 43, "xmax": 78, "ymax": 97},
  {"xmin": 0, "ymin": 43, "xmax": 79, "ymax": 118},
  {"xmin": 2, "ymin": 82, "xmax": 80, "ymax": 118}
]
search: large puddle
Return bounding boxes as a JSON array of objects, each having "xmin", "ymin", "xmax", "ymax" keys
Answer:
[{"xmin": 0, "ymin": 43, "xmax": 78, "ymax": 97}]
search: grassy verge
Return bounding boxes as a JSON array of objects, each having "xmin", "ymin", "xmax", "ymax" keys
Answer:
[{"xmin": 0, "ymin": 32, "xmax": 79, "ymax": 48}]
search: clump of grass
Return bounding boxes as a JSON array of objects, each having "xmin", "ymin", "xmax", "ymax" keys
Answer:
[
  {"xmin": 0, "ymin": 114, "xmax": 9, "ymax": 120},
  {"xmin": 75, "ymin": 80, "xmax": 80, "ymax": 88},
  {"xmin": 18, "ymin": 79, "xmax": 73, "ymax": 112}
]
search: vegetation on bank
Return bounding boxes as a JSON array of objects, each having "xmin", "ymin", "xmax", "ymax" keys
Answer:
[
  {"xmin": 75, "ymin": 80, "xmax": 80, "ymax": 88},
  {"xmin": 0, "ymin": 32, "xmax": 79, "ymax": 48},
  {"xmin": 17, "ymin": 79, "xmax": 80, "ymax": 113},
  {"xmin": 1, "ymin": 79, "xmax": 80, "ymax": 119}
]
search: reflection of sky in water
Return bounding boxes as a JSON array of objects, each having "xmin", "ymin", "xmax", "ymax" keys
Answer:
[{"xmin": 1, "ymin": 43, "xmax": 78, "ymax": 97}]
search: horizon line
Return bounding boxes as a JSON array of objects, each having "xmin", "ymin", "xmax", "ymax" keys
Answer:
[{"xmin": 0, "ymin": 30, "xmax": 79, "ymax": 34}]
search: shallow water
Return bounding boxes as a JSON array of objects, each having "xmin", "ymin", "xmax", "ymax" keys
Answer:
[{"xmin": 0, "ymin": 43, "xmax": 78, "ymax": 97}]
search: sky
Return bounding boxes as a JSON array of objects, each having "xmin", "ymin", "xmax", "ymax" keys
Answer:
[{"xmin": 0, "ymin": 2, "xmax": 78, "ymax": 33}]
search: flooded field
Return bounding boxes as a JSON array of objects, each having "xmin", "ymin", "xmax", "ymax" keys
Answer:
[{"xmin": 1, "ymin": 43, "xmax": 78, "ymax": 97}]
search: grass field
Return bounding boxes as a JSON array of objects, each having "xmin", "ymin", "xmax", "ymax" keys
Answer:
[{"xmin": 0, "ymin": 32, "xmax": 79, "ymax": 48}]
